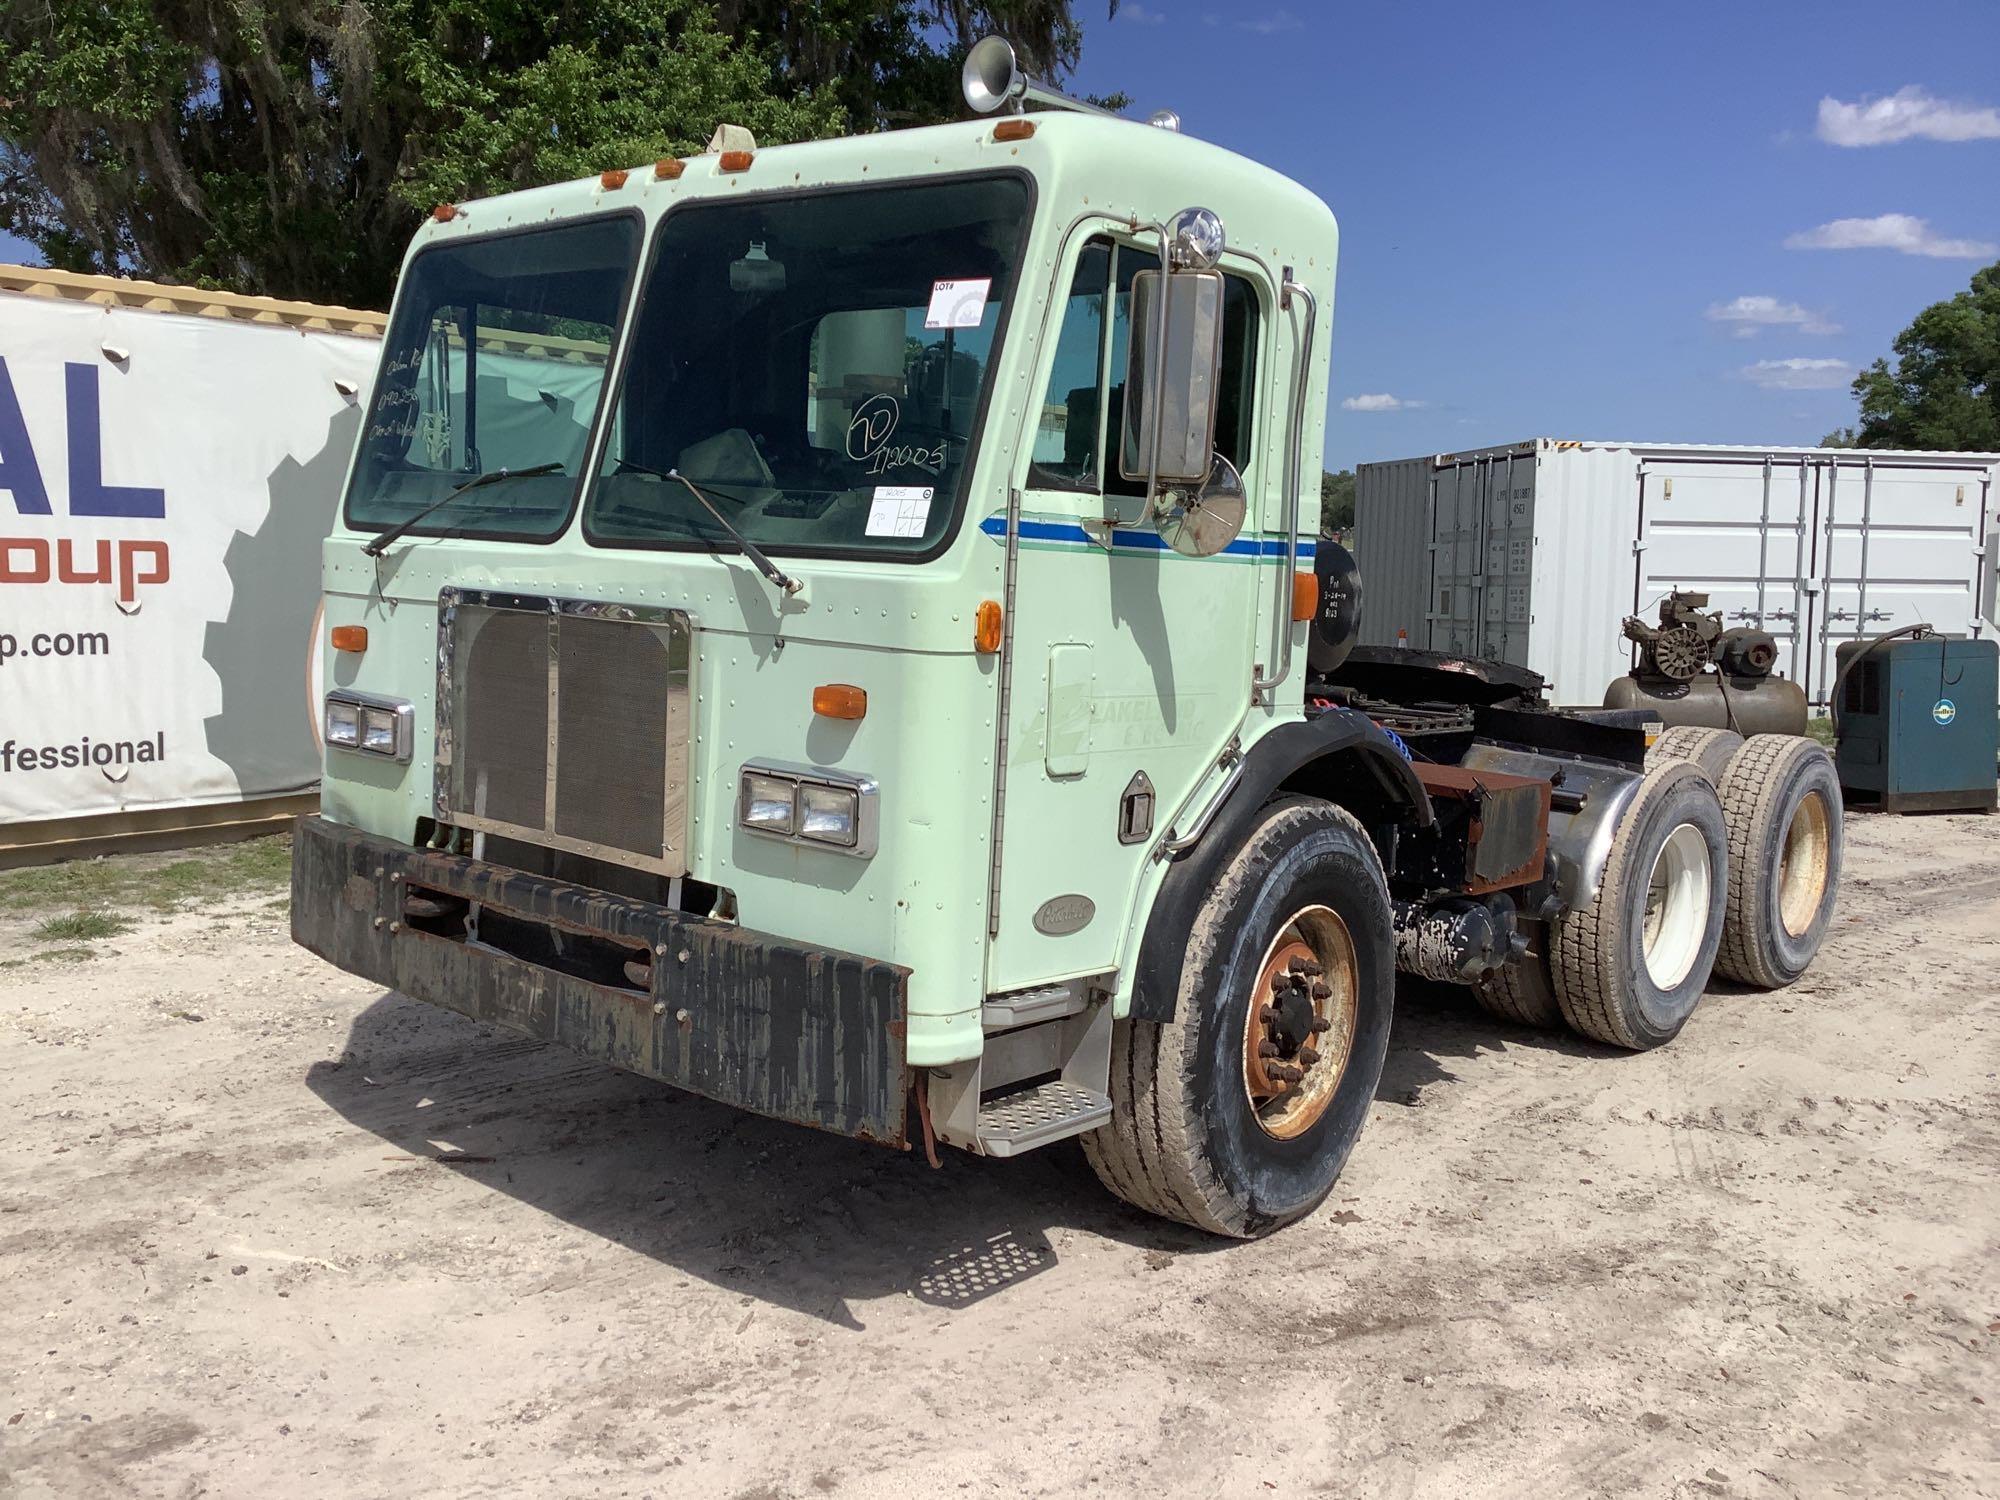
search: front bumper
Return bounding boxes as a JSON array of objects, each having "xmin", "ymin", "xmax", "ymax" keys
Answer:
[{"xmin": 291, "ymin": 816, "xmax": 912, "ymax": 1145}]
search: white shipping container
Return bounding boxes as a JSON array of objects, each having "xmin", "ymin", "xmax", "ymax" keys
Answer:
[{"xmin": 1355, "ymin": 439, "xmax": 2000, "ymax": 707}]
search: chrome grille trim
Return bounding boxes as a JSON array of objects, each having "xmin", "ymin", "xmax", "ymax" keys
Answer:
[{"xmin": 435, "ymin": 587, "xmax": 695, "ymax": 877}]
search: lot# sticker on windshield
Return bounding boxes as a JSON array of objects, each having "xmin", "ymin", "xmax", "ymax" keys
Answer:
[
  {"xmin": 924, "ymin": 278, "xmax": 991, "ymax": 329},
  {"xmin": 866, "ymin": 486, "xmax": 934, "ymax": 538}
]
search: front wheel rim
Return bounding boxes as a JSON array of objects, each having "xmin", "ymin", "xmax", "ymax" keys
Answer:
[
  {"xmin": 1242, "ymin": 905, "xmax": 1358, "ymax": 1140},
  {"xmin": 1642, "ymin": 822, "xmax": 1711, "ymax": 989}
]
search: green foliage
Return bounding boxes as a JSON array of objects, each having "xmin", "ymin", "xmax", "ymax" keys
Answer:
[
  {"xmin": 1824, "ymin": 261, "xmax": 2000, "ymax": 451},
  {"xmin": 0, "ymin": 835, "xmax": 292, "ymax": 917},
  {"xmin": 1320, "ymin": 468, "xmax": 1356, "ymax": 534},
  {"xmin": 33, "ymin": 909, "xmax": 132, "ymax": 942},
  {"xmin": 1, "ymin": 1, "xmax": 1118, "ymax": 308}
]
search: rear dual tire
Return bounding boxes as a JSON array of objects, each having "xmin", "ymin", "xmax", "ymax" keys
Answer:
[
  {"xmin": 1550, "ymin": 760, "xmax": 1729, "ymax": 1050},
  {"xmin": 1713, "ymin": 737, "xmax": 1842, "ymax": 989}
]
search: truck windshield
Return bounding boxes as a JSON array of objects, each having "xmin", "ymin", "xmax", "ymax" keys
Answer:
[
  {"xmin": 586, "ymin": 175, "xmax": 1030, "ymax": 557},
  {"xmin": 344, "ymin": 216, "xmax": 640, "ymax": 543}
]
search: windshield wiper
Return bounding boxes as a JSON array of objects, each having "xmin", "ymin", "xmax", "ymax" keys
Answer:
[
  {"xmin": 611, "ymin": 460, "xmax": 801, "ymax": 597},
  {"xmin": 361, "ymin": 461, "xmax": 564, "ymax": 557}
]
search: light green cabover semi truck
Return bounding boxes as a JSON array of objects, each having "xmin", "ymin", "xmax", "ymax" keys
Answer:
[{"xmin": 293, "ymin": 41, "xmax": 1843, "ymax": 1236}]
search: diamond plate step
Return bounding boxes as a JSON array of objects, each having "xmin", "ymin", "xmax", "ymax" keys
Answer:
[
  {"xmin": 981, "ymin": 984, "xmax": 1086, "ymax": 1031},
  {"xmin": 975, "ymin": 1080, "xmax": 1112, "ymax": 1157}
]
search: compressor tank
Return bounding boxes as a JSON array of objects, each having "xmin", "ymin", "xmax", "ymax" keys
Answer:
[{"xmin": 1603, "ymin": 671, "xmax": 1808, "ymax": 736}]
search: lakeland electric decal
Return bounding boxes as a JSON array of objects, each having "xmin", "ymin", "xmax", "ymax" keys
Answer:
[{"xmin": 0, "ymin": 293, "xmax": 377, "ymax": 826}]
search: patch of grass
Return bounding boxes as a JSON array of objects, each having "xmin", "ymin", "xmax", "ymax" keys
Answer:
[
  {"xmin": 1805, "ymin": 715, "xmax": 1836, "ymax": 748},
  {"xmin": 33, "ymin": 910, "xmax": 132, "ymax": 942},
  {"xmin": 0, "ymin": 834, "xmax": 293, "ymax": 918},
  {"xmin": 33, "ymin": 946, "xmax": 97, "ymax": 964}
]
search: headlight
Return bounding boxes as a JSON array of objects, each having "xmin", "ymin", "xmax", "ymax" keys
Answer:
[
  {"xmin": 325, "ymin": 699, "xmax": 361, "ymax": 748},
  {"xmin": 324, "ymin": 691, "xmax": 413, "ymax": 763},
  {"xmin": 737, "ymin": 762, "xmax": 877, "ymax": 857},
  {"xmin": 799, "ymin": 783, "xmax": 859, "ymax": 847},
  {"xmin": 361, "ymin": 707, "xmax": 400, "ymax": 754},
  {"xmin": 741, "ymin": 773, "xmax": 798, "ymax": 835}
]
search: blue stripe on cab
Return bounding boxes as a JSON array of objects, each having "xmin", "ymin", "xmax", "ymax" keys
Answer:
[{"xmin": 978, "ymin": 514, "xmax": 1315, "ymax": 559}]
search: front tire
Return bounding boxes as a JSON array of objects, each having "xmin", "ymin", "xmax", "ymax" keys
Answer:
[{"xmin": 1082, "ymin": 797, "xmax": 1394, "ymax": 1237}]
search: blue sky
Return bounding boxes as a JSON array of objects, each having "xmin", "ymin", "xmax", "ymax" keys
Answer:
[
  {"xmin": 6, "ymin": 0, "xmax": 1995, "ymax": 469},
  {"xmin": 1069, "ymin": 0, "xmax": 2000, "ymax": 466}
]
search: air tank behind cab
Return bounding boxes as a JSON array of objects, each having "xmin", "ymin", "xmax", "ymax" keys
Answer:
[{"xmin": 1603, "ymin": 669, "xmax": 1807, "ymax": 737}]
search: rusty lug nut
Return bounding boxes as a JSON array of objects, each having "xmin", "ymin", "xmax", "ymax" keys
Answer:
[
  {"xmin": 1257, "ymin": 1005, "xmax": 1279, "ymax": 1024},
  {"xmin": 1270, "ymin": 973, "xmax": 1290, "ymax": 993},
  {"xmin": 1309, "ymin": 1017, "xmax": 1332, "ymax": 1034},
  {"xmin": 1299, "ymin": 1047, "xmax": 1320, "ymax": 1066},
  {"xmin": 1258, "ymin": 1041, "xmax": 1279, "ymax": 1059},
  {"xmin": 1311, "ymin": 981, "xmax": 1331, "ymax": 1000}
]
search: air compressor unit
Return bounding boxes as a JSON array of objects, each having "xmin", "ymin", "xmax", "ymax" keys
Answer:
[{"xmin": 1835, "ymin": 635, "xmax": 1998, "ymax": 813}]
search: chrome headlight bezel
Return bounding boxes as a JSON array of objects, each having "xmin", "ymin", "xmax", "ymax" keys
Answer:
[
  {"xmin": 737, "ymin": 761, "xmax": 878, "ymax": 858},
  {"xmin": 324, "ymin": 689, "xmax": 414, "ymax": 764}
]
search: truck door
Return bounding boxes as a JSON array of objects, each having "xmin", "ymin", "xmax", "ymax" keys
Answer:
[{"xmin": 983, "ymin": 230, "xmax": 1278, "ymax": 993}]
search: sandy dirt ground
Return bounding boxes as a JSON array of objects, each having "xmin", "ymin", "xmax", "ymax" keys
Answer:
[{"xmin": 2, "ymin": 809, "xmax": 1996, "ymax": 1500}]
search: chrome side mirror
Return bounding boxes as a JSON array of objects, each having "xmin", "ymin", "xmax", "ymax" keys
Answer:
[
  {"xmin": 1119, "ymin": 267, "xmax": 1224, "ymax": 487},
  {"xmin": 1154, "ymin": 452, "xmax": 1246, "ymax": 557}
]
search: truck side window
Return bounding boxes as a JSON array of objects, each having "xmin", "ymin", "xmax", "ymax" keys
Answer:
[
  {"xmin": 1026, "ymin": 240, "xmax": 1112, "ymax": 492},
  {"xmin": 1028, "ymin": 238, "xmax": 1260, "ymax": 496}
]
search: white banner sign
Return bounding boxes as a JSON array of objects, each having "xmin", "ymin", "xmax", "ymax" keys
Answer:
[{"xmin": 0, "ymin": 291, "xmax": 379, "ymax": 825}]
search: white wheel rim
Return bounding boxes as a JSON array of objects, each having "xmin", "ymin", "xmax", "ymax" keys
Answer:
[
  {"xmin": 1778, "ymin": 790, "xmax": 1832, "ymax": 939},
  {"xmin": 1642, "ymin": 823, "xmax": 1710, "ymax": 989}
]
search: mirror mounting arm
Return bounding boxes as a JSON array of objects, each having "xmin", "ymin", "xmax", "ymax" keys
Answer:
[
  {"xmin": 1252, "ymin": 268, "xmax": 1317, "ymax": 703},
  {"xmin": 1139, "ymin": 222, "xmax": 1176, "ymax": 526}
]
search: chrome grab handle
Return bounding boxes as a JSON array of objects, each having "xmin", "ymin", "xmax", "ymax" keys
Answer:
[
  {"xmin": 1157, "ymin": 738, "xmax": 1245, "ymax": 858},
  {"xmin": 1252, "ymin": 272, "xmax": 1317, "ymax": 699}
]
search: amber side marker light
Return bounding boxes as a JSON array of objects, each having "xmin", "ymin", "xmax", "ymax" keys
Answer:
[
  {"xmin": 600, "ymin": 168, "xmax": 629, "ymax": 190},
  {"xmin": 330, "ymin": 625, "xmax": 368, "ymax": 653},
  {"xmin": 655, "ymin": 158, "xmax": 685, "ymax": 180},
  {"xmin": 1291, "ymin": 572, "xmax": 1318, "ymax": 622},
  {"xmin": 813, "ymin": 684, "xmax": 868, "ymax": 720},
  {"xmin": 431, "ymin": 203, "xmax": 457, "ymax": 222},
  {"xmin": 974, "ymin": 600, "xmax": 1004, "ymax": 654},
  {"xmin": 719, "ymin": 150, "xmax": 754, "ymax": 173},
  {"xmin": 993, "ymin": 119, "xmax": 1036, "ymax": 143}
]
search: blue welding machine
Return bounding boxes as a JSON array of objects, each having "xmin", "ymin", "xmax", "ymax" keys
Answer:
[{"xmin": 1834, "ymin": 634, "xmax": 1998, "ymax": 814}]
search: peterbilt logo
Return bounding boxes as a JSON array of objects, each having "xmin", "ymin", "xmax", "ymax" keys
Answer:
[{"xmin": 1033, "ymin": 894, "xmax": 1095, "ymax": 936}]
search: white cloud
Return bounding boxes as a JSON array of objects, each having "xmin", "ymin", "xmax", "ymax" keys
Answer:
[
  {"xmin": 1238, "ymin": 9, "xmax": 1304, "ymax": 33},
  {"xmin": 1784, "ymin": 213, "xmax": 1998, "ymax": 260},
  {"xmin": 1342, "ymin": 393, "xmax": 1423, "ymax": 412},
  {"xmin": 1817, "ymin": 86, "xmax": 2000, "ymax": 147},
  {"xmin": 1705, "ymin": 294, "xmax": 1839, "ymax": 337},
  {"xmin": 1739, "ymin": 357, "xmax": 1854, "ymax": 391},
  {"xmin": 1118, "ymin": 1, "xmax": 1167, "ymax": 21}
]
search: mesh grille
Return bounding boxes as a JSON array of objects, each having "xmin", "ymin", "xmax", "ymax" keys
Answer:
[
  {"xmin": 454, "ymin": 608, "xmax": 549, "ymax": 830},
  {"xmin": 555, "ymin": 617, "xmax": 671, "ymax": 859},
  {"xmin": 442, "ymin": 596, "xmax": 691, "ymax": 874}
]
